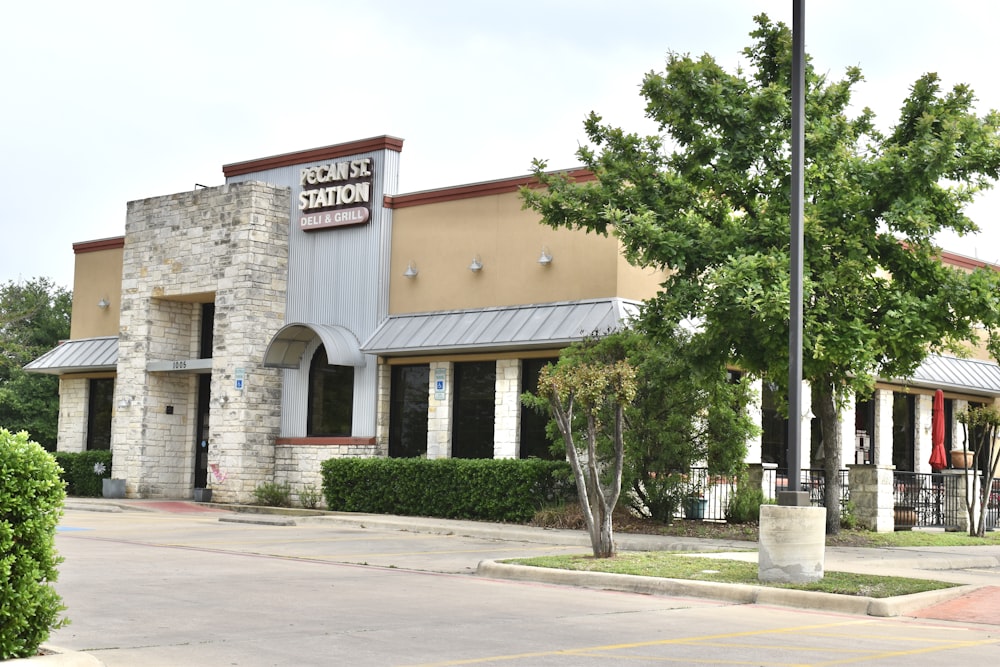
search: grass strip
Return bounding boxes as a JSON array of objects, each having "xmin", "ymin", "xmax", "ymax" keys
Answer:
[{"xmin": 506, "ymin": 552, "xmax": 958, "ymax": 598}]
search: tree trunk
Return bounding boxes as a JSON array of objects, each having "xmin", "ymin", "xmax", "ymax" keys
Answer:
[{"xmin": 814, "ymin": 380, "xmax": 842, "ymax": 535}]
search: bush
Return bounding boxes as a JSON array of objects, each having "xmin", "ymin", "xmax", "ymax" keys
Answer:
[
  {"xmin": 0, "ymin": 429, "xmax": 68, "ymax": 659},
  {"xmin": 253, "ymin": 481, "xmax": 292, "ymax": 507},
  {"xmin": 298, "ymin": 484, "xmax": 322, "ymax": 509},
  {"xmin": 725, "ymin": 479, "xmax": 770, "ymax": 524},
  {"xmin": 53, "ymin": 450, "xmax": 113, "ymax": 497},
  {"xmin": 321, "ymin": 458, "xmax": 575, "ymax": 523}
]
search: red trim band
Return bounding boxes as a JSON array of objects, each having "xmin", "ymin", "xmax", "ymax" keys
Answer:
[
  {"xmin": 384, "ymin": 168, "xmax": 595, "ymax": 209},
  {"xmin": 223, "ymin": 136, "xmax": 404, "ymax": 177},
  {"xmin": 275, "ymin": 437, "xmax": 377, "ymax": 446}
]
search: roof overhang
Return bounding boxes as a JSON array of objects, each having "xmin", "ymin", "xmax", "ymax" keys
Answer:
[
  {"xmin": 362, "ymin": 299, "xmax": 640, "ymax": 357},
  {"xmin": 24, "ymin": 336, "xmax": 119, "ymax": 376},
  {"xmin": 898, "ymin": 354, "xmax": 1000, "ymax": 397},
  {"xmin": 263, "ymin": 323, "xmax": 365, "ymax": 369}
]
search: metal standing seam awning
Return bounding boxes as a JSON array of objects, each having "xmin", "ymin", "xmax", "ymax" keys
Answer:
[
  {"xmin": 263, "ymin": 322, "xmax": 365, "ymax": 369},
  {"xmin": 899, "ymin": 354, "xmax": 1000, "ymax": 397},
  {"xmin": 361, "ymin": 298, "xmax": 641, "ymax": 357},
  {"xmin": 23, "ymin": 336, "xmax": 118, "ymax": 375}
]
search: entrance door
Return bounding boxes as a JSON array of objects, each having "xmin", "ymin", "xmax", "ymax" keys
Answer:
[{"xmin": 194, "ymin": 374, "xmax": 211, "ymax": 488}]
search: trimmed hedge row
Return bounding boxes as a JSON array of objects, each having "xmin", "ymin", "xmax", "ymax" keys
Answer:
[
  {"xmin": 321, "ymin": 457, "xmax": 575, "ymax": 523},
  {"xmin": 0, "ymin": 429, "xmax": 67, "ymax": 659},
  {"xmin": 53, "ymin": 450, "xmax": 113, "ymax": 497}
]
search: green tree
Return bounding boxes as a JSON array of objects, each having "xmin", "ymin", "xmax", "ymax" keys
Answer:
[
  {"xmin": 616, "ymin": 328, "xmax": 757, "ymax": 522},
  {"xmin": 523, "ymin": 15, "xmax": 1000, "ymax": 534},
  {"xmin": 956, "ymin": 406, "xmax": 1000, "ymax": 538},
  {"xmin": 0, "ymin": 278, "xmax": 72, "ymax": 449},
  {"xmin": 528, "ymin": 335, "xmax": 636, "ymax": 558}
]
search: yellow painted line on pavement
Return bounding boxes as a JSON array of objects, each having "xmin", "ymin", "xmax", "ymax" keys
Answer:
[
  {"xmin": 405, "ymin": 618, "xmax": 1000, "ymax": 667},
  {"xmin": 404, "ymin": 619, "xmax": 873, "ymax": 666}
]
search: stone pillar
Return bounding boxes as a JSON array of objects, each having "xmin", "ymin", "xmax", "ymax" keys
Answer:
[
  {"xmin": 747, "ymin": 462, "xmax": 778, "ymax": 501},
  {"xmin": 56, "ymin": 377, "xmax": 88, "ymax": 453},
  {"xmin": 848, "ymin": 464, "xmax": 895, "ymax": 532},
  {"xmin": 494, "ymin": 359, "xmax": 520, "ymax": 459},
  {"xmin": 943, "ymin": 468, "xmax": 980, "ymax": 533},
  {"xmin": 872, "ymin": 389, "xmax": 894, "ymax": 467},
  {"xmin": 914, "ymin": 393, "xmax": 933, "ymax": 473},
  {"xmin": 374, "ymin": 362, "xmax": 392, "ymax": 456},
  {"xmin": 427, "ymin": 362, "xmax": 453, "ymax": 459}
]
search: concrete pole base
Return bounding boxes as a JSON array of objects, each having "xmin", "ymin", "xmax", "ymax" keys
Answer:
[{"xmin": 758, "ymin": 504, "xmax": 826, "ymax": 583}]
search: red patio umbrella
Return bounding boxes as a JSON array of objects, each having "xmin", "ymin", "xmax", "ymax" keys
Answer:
[{"xmin": 929, "ymin": 389, "xmax": 948, "ymax": 470}]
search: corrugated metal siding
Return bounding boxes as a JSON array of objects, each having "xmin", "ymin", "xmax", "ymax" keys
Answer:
[
  {"xmin": 362, "ymin": 298, "xmax": 641, "ymax": 355},
  {"xmin": 24, "ymin": 336, "xmax": 118, "ymax": 374},
  {"xmin": 227, "ymin": 148, "xmax": 400, "ymax": 437}
]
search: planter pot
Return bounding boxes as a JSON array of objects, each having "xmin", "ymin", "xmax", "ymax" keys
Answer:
[
  {"xmin": 102, "ymin": 478, "xmax": 125, "ymax": 499},
  {"xmin": 193, "ymin": 488, "xmax": 213, "ymax": 502},
  {"xmin": 894, "ymin": 505, "xmax": 916, "ymax": 531},
  {"xmin": 951, "ymin": 450, "xmax": 975, "ymax": 469},
  {"xmin": 683, "ymin": 497, "xmax": 707, "ymax": 520}
]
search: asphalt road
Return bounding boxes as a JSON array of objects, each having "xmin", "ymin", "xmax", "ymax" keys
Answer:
[{"xmin": 48, "ymin": 504, "xmax": 1000, "ymax": 666}]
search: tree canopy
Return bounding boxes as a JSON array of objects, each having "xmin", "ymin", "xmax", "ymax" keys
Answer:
[
  {"xmin": 0, "ymin": 278, "xmax": 72, "ymax": 448},
  {"xmin": 523, "ymin": 14, "xmax": 1000, "ymax": 533}
]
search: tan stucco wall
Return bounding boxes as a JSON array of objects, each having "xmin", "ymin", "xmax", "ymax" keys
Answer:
[
  {"xmin": 70, "ymin": 246, "xmax": 124, "ymax": 339},
  {"xmin": 389, "ymin": 190, "xmax": 665, "ymax": 314}
]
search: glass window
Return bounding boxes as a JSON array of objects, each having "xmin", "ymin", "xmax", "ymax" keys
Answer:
[
  {"xmin": 519, "ymin": 358, "xmax": 558, "ymax": 460},
  {"xmin": 892, "ymin": 392, "xmax": 915, "ymax": 472},
  {"xmin": 307, "ymin": 345, "xmax": 354, "ymax": 437},
  {"xmin": 86, "ymin": 378, "xmax": 114, "ymax": 451},
  {"xmin": 388, "ymin": 365, "xmax": 429, "ymax": 458},
  {"xmin": 452, "ymin": 361, "xmax": 495, "ymax": 459}
]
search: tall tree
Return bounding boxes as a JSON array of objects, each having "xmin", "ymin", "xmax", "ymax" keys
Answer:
[
  {"xmin": 0, "ymin": 278, "xmax": 72, "ymax": 448},
  {"xmin": 523, "ymin": 14, "xmax": 1000, "ymax": 533}
]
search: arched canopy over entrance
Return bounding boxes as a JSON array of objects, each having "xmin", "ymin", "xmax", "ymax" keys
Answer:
[{"xmin": 263, "ymin": 323, "xmax": 365, "ymax": 369}]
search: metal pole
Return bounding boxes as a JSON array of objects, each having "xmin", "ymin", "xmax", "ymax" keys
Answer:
[{"xmin": 781, "ymin": 0, "xmax": 809, "ymax": 506}]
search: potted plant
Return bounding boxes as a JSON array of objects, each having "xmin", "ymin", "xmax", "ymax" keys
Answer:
[
  {"xmin": 96, "ymin": 462, "xmax": 125, "ymax": 499},
  {"xmin": 683, "ymin": 482, "xmax": 707, "ymax": 520}
]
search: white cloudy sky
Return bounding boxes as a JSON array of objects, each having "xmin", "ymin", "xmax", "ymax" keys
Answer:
[{"xmin": 3, "ymin": 0, "xmax": 1000, "ymax": 289}]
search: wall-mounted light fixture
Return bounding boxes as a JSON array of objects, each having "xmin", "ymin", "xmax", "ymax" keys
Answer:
[
  {"xmin": 469, "ymin": 255, "xmax": 483, "ymax": 272},
  {"xmin": 537, "ymin": 247, "xmax": 553, "ymax": 265},
  {"xmin": 403, "ymin": 261, "xmax": 419, "ymax": 278},
  {"xmin": 117, "ymin": 397, "xmax": 132, "ymax": 409},
  {"xmin": 97, "ymin": 297, "xmax": 110, "ymax": 310}
]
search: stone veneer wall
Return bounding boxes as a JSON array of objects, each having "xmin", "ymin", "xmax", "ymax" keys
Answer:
[
  {"xmin": 56, "ymin": 377, "xmax": 88, "ymax": 453},
  {"xmin": 427, "ymin": 362, "xmax": 453, "ymax": 459},
  {"xmin": 112, "ymin": 182, "xmax": 289, "ymax": 501},
  {"xmin": 275, "ymin": 442, "xmax": 380, "ymax": 507},
  {"xmin": 494, "ymin": 359, "xmax": 520, "ymax": 458}
]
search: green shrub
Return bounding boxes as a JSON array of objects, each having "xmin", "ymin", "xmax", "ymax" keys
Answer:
[
  {"xmin": 52, "ymin": 450, "xmax": 112, "ymax": 497},
  {"xmin": 299, "ymin": 484, "xmax": 322, "ymax": 509},
  {"xmin": 253, "ymin": 481, "xmax": 292, "ymax": 507},
  {"xmin": 726, "ymin": 479, "xmax": 770, "ymax": 524},
  {"xmin": 0, "ymin": 429, "xmax": 68, "ymax": 659},
  {"xmin": 321, "ymin": 458, "xmax": 575, "ymax": 523}
]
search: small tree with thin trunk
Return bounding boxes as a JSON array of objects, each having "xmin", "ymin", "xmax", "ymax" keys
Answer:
[
  {"xmin": 534, "ymin": 339, "xmax": 636, "ymax": 558},
  {"xmin": 957, "ymin": 406, "xmax": 1000, "ymax": 537}
]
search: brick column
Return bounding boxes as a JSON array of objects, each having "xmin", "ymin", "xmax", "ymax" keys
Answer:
[
  {"xmin": 747, "ymin": 462, "xmax": 777, "ymax": 501},
  {"xmin": 872, "ymin": 389, "xmax": 894, "ymax": 467},
  {"xmin": 56, "ymin": 377, "xmax": 88, "ymax": 453}
]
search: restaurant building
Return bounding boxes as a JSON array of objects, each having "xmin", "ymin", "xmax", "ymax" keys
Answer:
[{"xmin": 26, "ymin": 136, "xmax": 1000, "ymax": 503}]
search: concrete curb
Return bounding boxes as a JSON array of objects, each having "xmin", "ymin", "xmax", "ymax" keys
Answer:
[
  {"xmin": 3, "ymin": 646, "xmax": 104, "ymax": 666},
  {"xmin": 219, "ymin": 514, "xmax": 297, "ymax": 526},
  {"xmin": 476, "ymin": 560, "xmax": 980, "ymax": 618}
]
